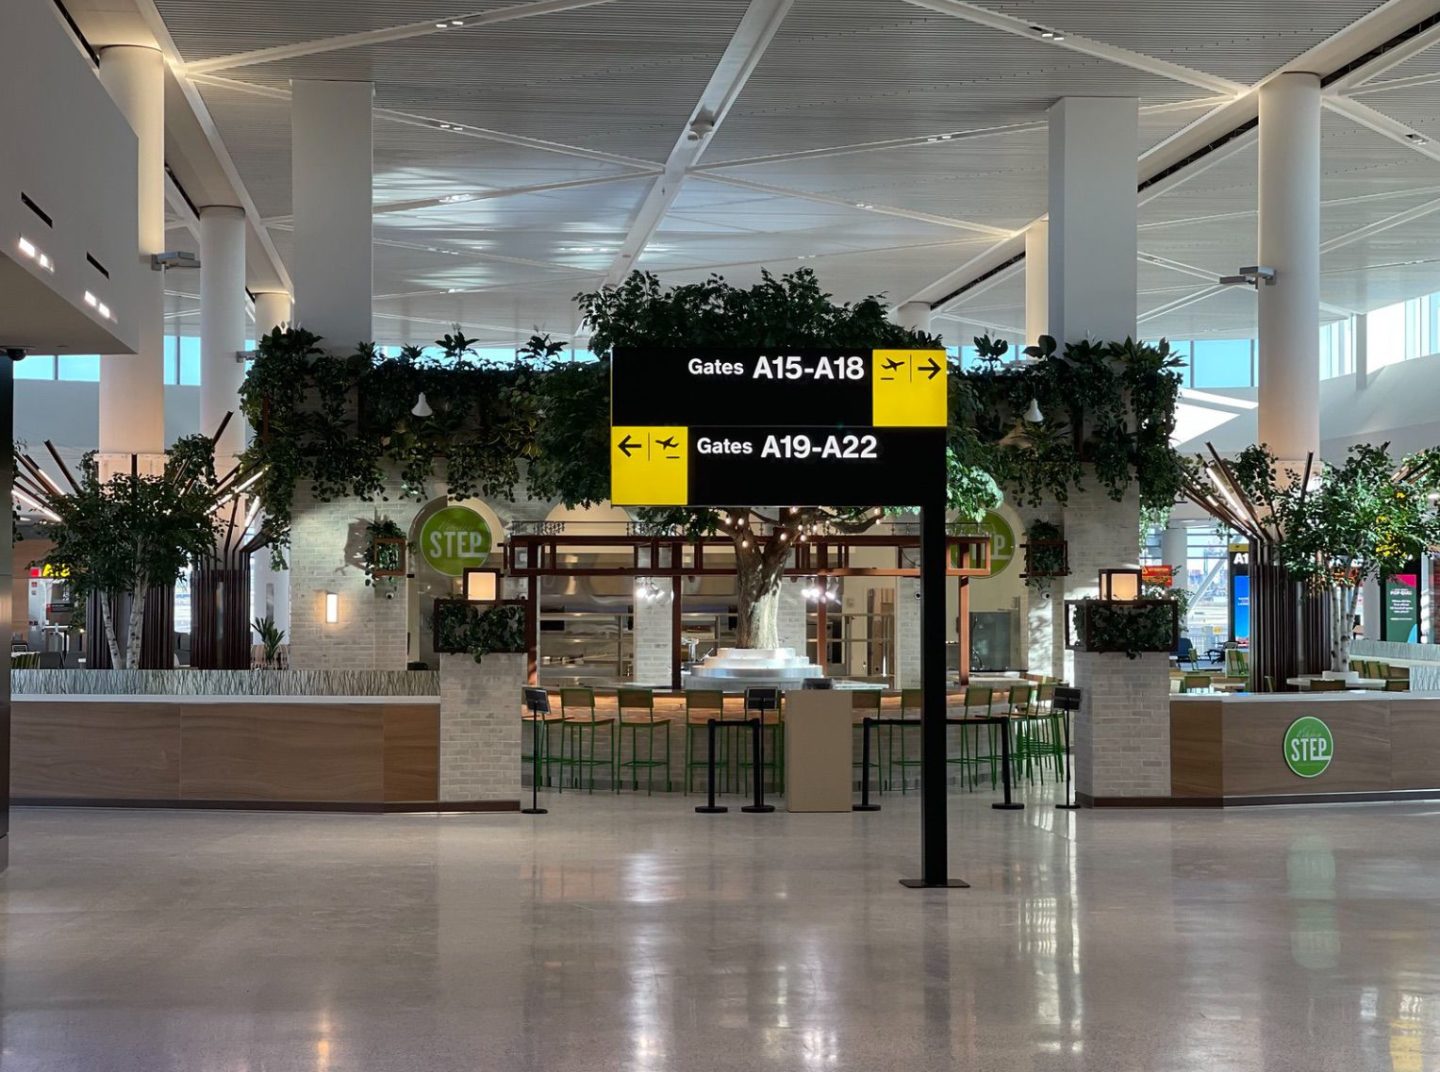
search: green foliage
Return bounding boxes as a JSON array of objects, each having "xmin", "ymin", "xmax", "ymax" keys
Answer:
[
  {"xmin": 361, "ymin": 516, "xmax": 406, "ymax": 587},
  {"xmin": 239, "ymin": 327, "xmax": 554, "ymax": 565},
  {"xmin": 252, "ymin": 614, "xmax": 287, "ymax": 665},
  {"xmin": 1072, "ymin": 599, "xmax": 1178, "ymax": 659},
  {"xmin": 960, "ymin": 334, "xmax": 1186, "ymax": 512},
  {"xmin": 433, "ymin": 602, "xmax": 527, "ymax": 662},
  {"xmin": 1227, "ymin": 442, "xmax": 1440, "ymax": 590},
  {"xmin": 1022, "ymin": 519, "xmax": 1067, "ymax": 591}
]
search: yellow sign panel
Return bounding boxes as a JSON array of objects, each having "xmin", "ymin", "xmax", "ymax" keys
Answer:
[
  {"xmin": 871, "ymin": 349, "xmax": 947, "ymax": 428},
  {"xmin": 611, "ymin": 426, "xmax": 688, "ymax": 506}
]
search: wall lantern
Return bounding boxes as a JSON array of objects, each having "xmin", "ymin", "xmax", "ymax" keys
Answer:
[
  {"xmin": 325, "ymin": 592, "xmax": 339, "ymax": 623},
  {"xmin": 463, "ymin": 567, "xmax": 502, "ymax": 605},
  {"xmin": 1098, "ymin": 568, "xmax": 1142, "ymax": 601}
]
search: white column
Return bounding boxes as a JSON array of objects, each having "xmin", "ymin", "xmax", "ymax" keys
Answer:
[
  {"xmin": 253, "ymin": 291, "xmax": 293, "ymax": 337},
  {"xmin": 1047, "ymin": 98, "xmax": 1139, "ymax": 344},
  {"xmin": 1353, "ymin": 312, "xmax": 1368, "ymax": 390},
  {"xmin": 97, "ymin": 45, "xmax": 166, "ymax": 462},
  {"xmin": 1161, "ymin": 522, "xmax": 1189, "ymax": 594},
  {"xmin": 893, "ymin": 301, "xmax": 932, "ymax": 335},
  {"xmin": 291, "ymin": 80, "xmax": 373, "ymax": 345},
  {"xmin": 1024, "ymin": 220, "xmax": 1049, "ymax": 344},
  {"xmin": 1257, "ymin": 72, "xmax": 1321, "ymax": 464},
  {"xmin": 631, "ymin": 580, "xmax": 674, "ymax": 686},
  {"xmin": 199, "ymin": 206, "xmax": 247, "ymax": 460}
]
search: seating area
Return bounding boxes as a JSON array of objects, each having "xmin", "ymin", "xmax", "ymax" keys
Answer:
[{"xmin": 519, "ymin": 682, "xmax": 1072, "ymax": 798}]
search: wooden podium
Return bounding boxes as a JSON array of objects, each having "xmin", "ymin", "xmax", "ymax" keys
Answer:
[{"xmin": 783, "ymin": 690, "xmax": 854, "ymax": 812}]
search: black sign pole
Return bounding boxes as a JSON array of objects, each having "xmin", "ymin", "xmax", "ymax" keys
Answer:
[{"xmin": 901, "ymin": 492, "xmax": 969, "ymax": 889}]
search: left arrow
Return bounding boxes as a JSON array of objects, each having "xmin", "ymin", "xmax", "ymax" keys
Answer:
[
  {"xmin": 919, "ymin": 356, "xmax": 942, "ymax": 380},
  {"xmin": 618, "ymin": 434, "xmax": 640, "ymax": 458}
]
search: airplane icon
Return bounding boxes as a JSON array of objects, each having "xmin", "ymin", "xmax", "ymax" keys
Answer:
[
  {"xmin": 656, "ymin": 436, "xmax": 679, "ymax": 451},
  {"xmin": 881, "ymin": 358, "xmax": 905, "ymax": 372}
]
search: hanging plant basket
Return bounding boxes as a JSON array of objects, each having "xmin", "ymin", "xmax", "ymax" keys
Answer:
[
  {"xmin": 1065, "ymin": 598, "xmax": 1179, "ymax": 658},
  {"xmin": 1020, "ymin": 520, "xmax": 1070, "ymax": 588},
  {"xmin": 368, "ymin": 536, "xmax": 407, "ymax": 578}
]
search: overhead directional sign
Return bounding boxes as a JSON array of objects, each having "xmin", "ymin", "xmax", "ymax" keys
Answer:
[{"xmin": 610, "ymin": 348, "xmax": 948, "ymax": 508}]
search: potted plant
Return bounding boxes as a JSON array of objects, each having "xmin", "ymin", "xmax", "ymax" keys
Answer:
[
  {"xmin": 252, "ymin": 614, "xmax": 287, "ymax": 667},
  {"xmin": 362, "ymin": 516, "xmax": 407, "ymax": 593},
  {"xmin": 433, "ymin": 600, "xmax": 526, "ymax": 663},
  {"xmin": 1020, "ymin": 519, "xmax": 1068, "ymax": 590}
]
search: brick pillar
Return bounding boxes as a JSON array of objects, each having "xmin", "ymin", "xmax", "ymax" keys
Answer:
[
  {"xmin": 631, "ymin": 579, "xmax": 674, "ymax": 686},
  {"xmin": 1074, "ymin": 650, "xmax": 1171, "ymax": 803},
  {"xmin": 894, "ymin": 577, "xmax": 922, "ymax": 688},
  {"xmin": 1019, "ymin": 504, "xmax": 1064, "ymax": 678},
  {"xmin": 1061, "ymin": 480, "xmax": 1141, "ymax": 682},
  {"xmin": 438, "ymin": 652, "xmax": 523, "ymax": 806}
]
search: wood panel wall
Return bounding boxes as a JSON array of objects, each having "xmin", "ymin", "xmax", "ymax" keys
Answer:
[{"xmin": 11, "ymin": 699, "xmax": 439, "ymax": 808}]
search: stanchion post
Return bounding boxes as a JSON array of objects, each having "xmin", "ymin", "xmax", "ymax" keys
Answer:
[
  {"xmin": 741, "ymin": 715, "xmax": 774, "ymax": 813},
  {"xmin": 854, "ymin": 716, "xmax": 881, "ymax": 811},
  {"xmin": 521, "ymin": 688, "xmax": 548, "ymax": 815},
  {"xmin": 992, "ymin": 715, "xmax": 1024, "ymax": 811},
  {"xmin": 695, "ymin": 717, "xmax": 728, "ymax": 814},
  {"xmin": 1055, "ymin": 686, "xmax": 1081, "ymax": 810}
]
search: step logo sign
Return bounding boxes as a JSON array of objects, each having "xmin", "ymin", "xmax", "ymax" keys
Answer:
[{"xmin": 1283, "ymin": 716, "xmax": 1334, "ymax": 779}]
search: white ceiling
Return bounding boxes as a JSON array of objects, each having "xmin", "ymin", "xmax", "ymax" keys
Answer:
[{"xmin": 77, "ymin": 0, "xmax": 1440, "ymax": 347}]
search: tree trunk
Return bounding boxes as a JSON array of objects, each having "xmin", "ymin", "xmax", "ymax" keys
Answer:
[
  {"xmin": 124, "ymin": 582, "xmax": 148, "ymax": 671},
  {"xmin": 733, "ymin": 536, "xmax": 786, "ymax": 649},
  {"xmin": 1331, "ymin": 586, "xmax": 1357, "ymax": 673},
  {"xmin": 98, "ymin": 595, "xmax": 122, "ymax": 670}
]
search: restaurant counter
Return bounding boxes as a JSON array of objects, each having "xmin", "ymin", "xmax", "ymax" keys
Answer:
[
  {"xmin": 10, "ymin": 694, "xmax": 453, "ymax": 811},
  {"xmin": 1171, "ymin": 691, "xmax": 1440, "ymax": 805}
]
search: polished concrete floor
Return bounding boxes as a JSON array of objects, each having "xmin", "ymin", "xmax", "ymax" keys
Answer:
[{"xmin": 3, "ymin": 791, "xmax": 1439, "ymax": 1071}]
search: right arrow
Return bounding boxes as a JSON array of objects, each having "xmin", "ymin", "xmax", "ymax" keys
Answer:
[
  {"xmin": 618, "ymin": 434, "xmax": 640, "ymax": 458},
  {"xmin": 920, "ymin": 356, "xmax": 942, "ymax": 380}
]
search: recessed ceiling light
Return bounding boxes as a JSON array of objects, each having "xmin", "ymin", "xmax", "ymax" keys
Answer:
[
  {"xmin": 854, "ymin": 202, "xmax": 875, "ymax": 210},
  {"xmin": 18, "ymin": 237, "xmax": 36, "ymax": 258},
  {"xmin": 438, "ymin": 193, "xmax": 475, "ymax": 203},
  {"xmin": 1406, "ymin": 132, "xmax": 1428, "ymax": 144},
  {"xmin": 451, "ymin": 19, "xmax": 463, "ymax": 26},
  {"xmin": 435, "ymin": 22, "xmax": 448, "ymax": 29},
  {"xmin": 446, "ymin": 287, "xmax": 465, "ymax": 293},
  {"xmin": 84, "ymin": 291, "xmax": 97, "ymax": 307}
]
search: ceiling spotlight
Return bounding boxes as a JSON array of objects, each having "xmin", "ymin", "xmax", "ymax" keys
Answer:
[
  {"xmin": 435, "ymin": 22, "xmax": 448, "ymax": 29},
  {"xmin": 686, "ymin": 113, "xmax": 716, "ymax": 141},
  {"xmin": 450, "ymin": 19, "xmax": 464, "ymax": 25},
  {"xmin": 1406, "ymin": 132, "xmax": 1429, "ymax": 144},
  {"xmin": 854, "ymin": 201, "xmax": 875, "ymax": 210},
  {"xmin": 438, "ymin": 193, "xmax": 475, "ymax": 203},
  {"xmin": 446, "ymin": 287, "xmax": 465, "ymax": 293},
  {"xmin": 412, "ymin": 392, "xmax": 433, "ymax": 418}
]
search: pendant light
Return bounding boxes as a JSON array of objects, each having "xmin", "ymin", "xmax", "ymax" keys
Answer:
[
  {"xmin": 1023, "ymin": 398, "xmax": 1044, "ymax": 423},
  {"xmin": 412, "ymin": 392, "xmax": 433, "ymax": 418}
]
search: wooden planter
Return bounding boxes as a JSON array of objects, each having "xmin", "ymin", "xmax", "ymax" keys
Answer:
[
  {"xmin": 368, "ymin": 536, "xmax": 407, "ymax": 578},
  {"xmin": 1020, "ymin": 538, "xmax": 1070, "ymax": 581},
  {"xmin": 1064, "ymin": 598, "xmax": 1180, "ymax": 656}
]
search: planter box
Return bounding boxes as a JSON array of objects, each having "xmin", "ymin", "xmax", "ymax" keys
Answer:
[{"xmin": 1065, "ymin": 599, "xmax": 1180, "ymax": 657}]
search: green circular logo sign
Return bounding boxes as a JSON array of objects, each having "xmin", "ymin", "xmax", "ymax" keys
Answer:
[
  {"xmin": 1284, "ymin": 716, "xmax": 1334, "ymax": 779},
  {"xmin": 954, "ymin": 511, "xmax": 1016, "ymax": 576},
  {"xmin": 419, "ymin": 506, "xmax": 492, "ymax": 577}
]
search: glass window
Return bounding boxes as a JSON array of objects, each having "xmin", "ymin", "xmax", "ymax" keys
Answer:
[
  {"xmin": 1189, "ymin": 339, "xmax": 1253, "ymax": 388},
  {"xmin": 1368, "ymin": 303, "xmax": 1405, "ymax": 369},
  {"xmin": 58, "ymin": 354, "xmax": 101, "ymax": 381},
  {"xmin": 163, "ymin": 335, "xmax": 178, "ymax": 385},
  {"xmin": 15, "ymin": 355, "xmax": 55, "ymax": 380},
  {"xmin": 178, "ymin": 336, "xmax": 201, "ymax": 385}
]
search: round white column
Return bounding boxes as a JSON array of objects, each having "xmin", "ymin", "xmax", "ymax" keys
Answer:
[
  {"xmin": 199, "ymin": 206, "xmax": 247, "ymax": 461},
  {"xmin": 1161, "ymin": 522, "xmax": 1189, "ymax": 593},
  {"xmin": 97, "ymin": 45, "xmax": 166, "ymax": 460},
  {"xmin": 894, "ymin": 301, "xmax": 932, "ymax": 335},
  {"xmin": 1024, "ymin": 220, "xmax": 1049, "ymax": 344},
  {"xmin": 253, "ymin": 291, "xmax": 292, "ymax": 337},
  {"xmin": 1257, "ymin": 72, "xmax": 1321, "ymax": 464}
]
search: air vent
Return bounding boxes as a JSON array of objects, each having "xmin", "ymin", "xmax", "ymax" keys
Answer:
[
  {"xmin": 20, "ymin": 193, "xmax": 52, "ymax": 229},
  {"xmin": 86, "ymin": 253, "xmax": 109, "ymax": 279}
]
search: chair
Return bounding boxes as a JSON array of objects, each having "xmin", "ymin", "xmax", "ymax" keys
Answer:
[
  {"xmin": 1308, "ymin": 679, "xmax": 1345, "ymax": 692},
  {"xmin": 889, "ymin": 688, "xmax": 925, "ymax": 792},
  {"xmin": 1005, "ymin": 683, "xmax": 1048, "ymax": 784},
  {"xmin": 950, "ymin": 685, "xmax": 996, "ymax": 789},
  {"xmin": 1172, "ymin": 637, "xmax": 1198, "ymax": 670},
  {"xmin": 556, "ymin": 686, "xmax": 615, "ymax": 792},
  {"xmin": 615, "ymin": 686, "xmax": 672, "ymax": 794},
  {"xmin": 683, "ymin": 690, "xmax": 730, "ymax": 794},
  {"xmin": 522, "ymin": 687, "xmax": 564, "ymax": 789},
  {"xmin": 1384, "ymin": 679, "xmax": 1410, "ymax": 691},
  {"xmin": 850, "ymin": 689, "xmax": 885, "ymax": 790},
  {"xmin": 1180, "ymin": 673, "xmax": 1213, "ymax": 694}
]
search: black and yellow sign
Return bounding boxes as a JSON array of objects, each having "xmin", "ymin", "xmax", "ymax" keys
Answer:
[{"xmin": 610, "ymin": 348, "xmax": 948, "ymax": 508}]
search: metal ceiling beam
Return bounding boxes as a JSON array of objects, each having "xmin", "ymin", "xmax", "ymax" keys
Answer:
[
  {"xmin": 690, "ymin": 174, "xmax": 1012, "ymax": 238},
  {"xmin": 899, "ymin": 0, "xmax": 1245, "ymax": 96},
  {"xmin": 932, "ymin": 258, "xmax": 1024, "ymax": 312},
  {"xmin": 1137, "ymin": 128, "xmax": 1258, "ymax": 208},
  {"xmin": 192, "ymin": 73, "xmax": 662, "ymax": 172},
  {"xmin": 1324, "ymin": 18, "xmax": 1440, "ymax": 92},
  {"xmin": 1348, "ymin": 68, "xmax": 1440, "ymax": 95},
  {"xmin": 604, "ymin": 0, "xmax": 794, "ymax": 286},
  {"xmin": 184, "ymin": 0, "xmax": 618, "ymax": 75},
  {"xmin": 164, "ymin": 171, "xmax": 199, "ymax": 237},
  {"xmin": 1322, "ymin": 95, "xmax": 1440, "ymax": 165},
  {"xmin": 907, "ymin": 230, "xmax": 1028, "ymax": 307},
  {"xmin": 1320, "ymin": 193, "xmax": 1440, "ymax": 253},
  {"xmin": 1138, "ymin": 284, "xmax": 1232, "ymax": 324}
]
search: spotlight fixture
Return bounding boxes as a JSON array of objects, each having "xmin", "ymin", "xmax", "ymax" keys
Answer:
[
  {"xmin": 151, "ymin": 251, "xmax": 200, "ymax": 271},
  {"xmin": 1220, "ymin": 265, "xmax": 1276, "ymax": 287},
  {"xmin": 1032, "ymin": 25, "xmax": 1065, "ymax": 40},
  {"xmin": 1406, "ymin": 132, "xmax": 1428, "ymax": 144},
  {"xmin": 1023, "ymin": 398, "xmax": 1044, "ymax": 423},
  {"xmin": 438, "ymin": 193, "xmax": 475, "ymax": 204},
  {"xmin": 412, "ymin": 392, "xmax": 433, "ymax": 418},
  {"xmin": 17, "ymin": 237, "xmax": 54, "ymax": 272}
]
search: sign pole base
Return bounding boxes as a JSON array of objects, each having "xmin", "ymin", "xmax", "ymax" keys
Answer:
[{"xmin": 899, "ymin": 878, "xmax": 971, "ymax": 889}]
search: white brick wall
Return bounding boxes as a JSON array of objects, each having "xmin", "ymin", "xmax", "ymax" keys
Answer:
[
  {"xmin": 632, "ymin": 579, "xmax": 674, "ymax": 686},
  {"xmin": 894, "ymin": 577, "xmax": 921, "ymax": 688},
  {"xmin": 1060, "ymin": 480, "xmax": 1140, "ymax": 683},
  {"xmin": 439, "ymin": 652, "xmax": 523, "ymax": 803},
  {"xmin": 1074, "ymin": 650, "xmax": 1171, "ymax": 800},
  {"xmin": 1017, "ymin": 504, "xmax": 1063, "ymax": 678}
]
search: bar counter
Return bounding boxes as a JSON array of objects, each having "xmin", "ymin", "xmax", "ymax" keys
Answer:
[
  {"xmin": 1171, "ymin": 691, "xmax": 1440, "ymax": 806},
  {"xmin": 10, "ymin": 694, "xmax": 454, "ymax": 811}
]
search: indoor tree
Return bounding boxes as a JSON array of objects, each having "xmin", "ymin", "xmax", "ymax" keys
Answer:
[
  {"xmin": 1228, "ymin": 442, "xmax": 1440, "ymax": 671},
  {"xmin": 549, "ymin": 269, "xmax": 1002, "ymax": 649},
  {"xmin": 14, "ymin": 435, "xmax": 229, "ymax": 668}
]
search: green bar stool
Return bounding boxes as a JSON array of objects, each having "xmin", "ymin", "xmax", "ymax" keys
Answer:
[
  {"xmin": 1004, "ymin": 683, "xmax": 1039, "ymax": 785},
  {"xmin": 557, "ymin": 686, "xmax": 616, "ymax": 792},
  {"xmin": 949, "ymin": 685, "xmax": 995, "ymax": 789},
  {"xmin": 886, "ymin": 688, "xmax": 925, "ymax": 793},
  {"xmin": 683, "ymin": 690, "xmax": 730, "ymax": 793},
  {"xmin": 616, "ymin": 686, "xmax": 672, "ymax": 794},
  {"xmin": 1033, "ymin": 682, "xmax": 1065, "ymax": 781}
]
